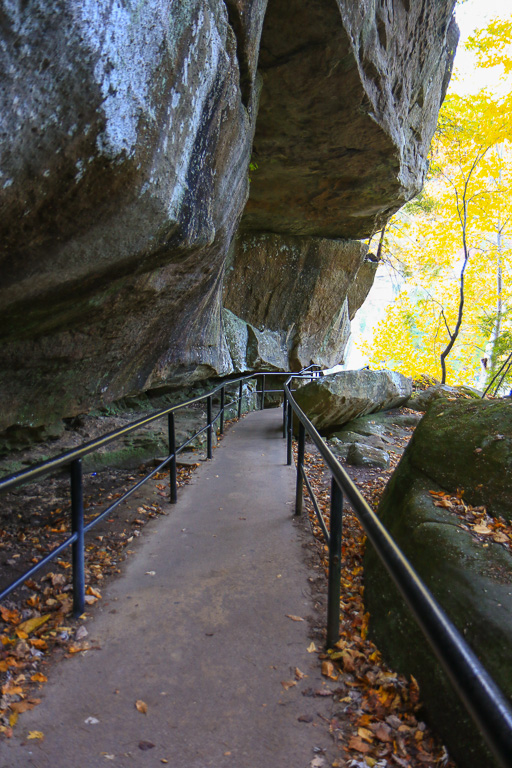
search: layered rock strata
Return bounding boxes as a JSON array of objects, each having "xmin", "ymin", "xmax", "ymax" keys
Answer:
[{"xmin": 0, "ymin": 0, "xmax": 457, "ymax": 431}]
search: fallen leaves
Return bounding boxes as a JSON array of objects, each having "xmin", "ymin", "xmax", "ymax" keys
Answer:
[
  {"xmin": 27, "ymin": 730, "xmax": 44, "ymax": 740},
  {"xmin": 428, "ymin": 489, "xmax": 512, "ymax": 547},
  {"xmin": 17, "ymin": 614, "xmax": 51, "ymax": 636},
  {"xmin": 297, "ymin": 430, "xmax": 456, "ymax": 768},
  {"xmin": 1, "ymin": 460, "xmax": 201, "ymax": 738},
  {"xmin": 286, "ymin": 614, "xmax": 304, "ymax": 622},
  {"xmin": 321, "ymin": 660, "xmax": 338, "ymax": 681},
  {"xmin": 472, "ymin": 524, "xmax": 492, "ymax": 535},
  {"xmin": 138, "ymin": 740, "xmax": 155, "ymax": 750},
  {"xmin": 135, "ymin": 699, "xmax": 148, "ymax": 714},
  {"xmin": 281, "ymin": 680, "xmax": 297, "ymax": 690},
  {"xmin": 9, "ymin": 699, "xmax": 40, "ymax": 714},
  {"xmin": 30, "ymin": 673, "xmax": 47, "ymax": 683}
]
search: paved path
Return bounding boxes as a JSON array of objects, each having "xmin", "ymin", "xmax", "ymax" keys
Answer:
[{"xmin": 1, "ymin": 409, "xmax": 336, "ymax": 768}]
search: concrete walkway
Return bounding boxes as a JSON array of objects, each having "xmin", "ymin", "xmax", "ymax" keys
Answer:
[{"xmin": 1, "ymin": 409, "xmax": 336, "ymax": 768}]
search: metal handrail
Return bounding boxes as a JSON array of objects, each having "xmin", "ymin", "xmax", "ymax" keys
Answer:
[
  {"xmin": 0, "ymin": 371, "xmax": 310, "ymax": 616},
  {"xmin": 283, "ymin": 375, "xmax": 512, "ymax": 768}
]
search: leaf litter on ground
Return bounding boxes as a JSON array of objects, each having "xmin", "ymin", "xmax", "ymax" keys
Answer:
[
  {"xmin": 294, "ymin": 407, "xmax": 456, "ymax": 768},
  {"xmin": 0, "ymin": 444, "xmax": 207, "ymax": 738},
  {"xmin": 428, "ymin": 489, "xmax": 512, "ymax": 547}
]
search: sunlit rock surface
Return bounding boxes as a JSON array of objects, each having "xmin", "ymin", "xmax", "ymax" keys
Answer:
[{"xmin": 0, "ymin": 0, "xmax": 457, "ymax": 431}]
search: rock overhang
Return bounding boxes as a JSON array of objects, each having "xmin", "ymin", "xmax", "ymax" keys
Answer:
[
  {"xmin": 243, "ymin": 0, "xmax": 459, "ymax": 238},
  {"xmin": 0, "ymin": 0, "xmax": 458, "ymax": 431}
]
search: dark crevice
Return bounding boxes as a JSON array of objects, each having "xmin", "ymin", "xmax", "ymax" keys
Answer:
[
  {"xmin": 376, "ymin": 17, "xmax": 387, "ymax": 49},
  {"xmin": 258, "ymin": 40, "xmax": 327, "ymax": 72},
  {"xmin": 222, "ymin": 0, "xmax": 252, "ymax": 109}
]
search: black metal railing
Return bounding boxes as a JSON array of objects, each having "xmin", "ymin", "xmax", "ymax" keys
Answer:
[
  {"xmin": 0, "ymin": 371, "xmax": 306, "ymax": 618},
  {"xmin": 283, "ymin": 375, "xmax": 512, "ymax": 768}
]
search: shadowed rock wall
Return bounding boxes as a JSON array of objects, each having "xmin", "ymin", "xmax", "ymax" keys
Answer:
[
  {"xmin": 0, "ymin": 0, "xmax": 457, "ymax": 431},
  {"xmin": 223, "ymin": 233, "xmax": 377, "ymax": 371},
  {"xmin": 244, "ymin": 0, "xmax": 459, "ymax": 237}
]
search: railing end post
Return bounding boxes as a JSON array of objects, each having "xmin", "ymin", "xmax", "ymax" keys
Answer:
[
  {"xmin": 207, "ymin": 395, "xmax": 213, "ymax": 460},
  {"xmin": 168, "ymin": 412, "xmax": 178, "ymax": 504}
]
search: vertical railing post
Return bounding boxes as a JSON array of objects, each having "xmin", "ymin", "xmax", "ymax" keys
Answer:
[
  {"xmin": 286, "ymin": 402, "xmax": 293, "ymax": 466},
  {"xmin": 295, "ymin": 422, "xmax": 305, "ymax": 515},
  {"xmin": 260, "ymin": 374, "xmax": 266, "ymax": 410},
  {"xmin": 327, "ymin": 477, "xmax": 343, "ymax": 648},
  {"xmin": 70, "ymin": 459, "xmax": 85, "ymax": 618},
  {"xmin": 168, "ymin": 412, "xmax": 177, "ymax": 504},
  {"xmin": 282, "ymin": 390, "xmax": 287, "ymax": 438},
  {"xmin": 220, "ymin": 386, "xmax": 225, "ymax": 434},
  {"xmin": 238, "ymin": 380, "xmax": 243, "ymax": 418},
  {"xmin": 207, "ymin": 395, "xmax": 213, "ymax": 459}
]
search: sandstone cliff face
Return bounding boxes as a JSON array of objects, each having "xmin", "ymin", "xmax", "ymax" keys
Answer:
[
  {"xmin": 0, "ymin": 0, "xmax": 457, "ymax": 431},
  {"xmin": 0, "ymin": 0, "xmax": 264, "ymax": 429},
  {"xmin": 223, "ymin": 233, "xmax": 376, "ymax": 371},
  {"xmin": 244, "ymin": 0, "xmax": 459, "ymax": 237}
]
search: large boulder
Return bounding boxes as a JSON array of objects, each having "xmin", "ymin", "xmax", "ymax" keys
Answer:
[
  {"xmin": 293, "ymin": 369, "xmax": 412, "ymax": 431},
  {"xmin": 409, "ymin": 400, "xmax": 512, "ymax": 521},
  {"xmin": 407, "ymin": 383, "xmax": 483, "ymax": 411},
  {"xmin": 0, "ymin": 0, "xmax": 261, "ymax": 430},
  {"xmin": 364, "ymin": 399, "xmax": 512, "ymax": 768},
  {"xmin": 222, "ymin": 308, "xmax": 289, "ymax": 372},
  {"xmin": 346, "ymin": 442, "xmax": 390, "ymax": 469}
]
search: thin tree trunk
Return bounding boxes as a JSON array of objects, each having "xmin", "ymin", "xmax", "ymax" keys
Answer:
[{"xmin": 439, "ymin": 231, "xmax": 470, "ymax": 384}]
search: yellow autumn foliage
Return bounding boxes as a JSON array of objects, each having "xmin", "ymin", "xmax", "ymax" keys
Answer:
[{"xmin": 361, "ymin": 15, "xmax": 512, "ymax": 388}]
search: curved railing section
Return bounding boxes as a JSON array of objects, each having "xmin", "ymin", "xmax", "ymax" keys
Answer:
[{"xmin": 283, "ymin": 375, "xmax": 512, "ymax": 768}]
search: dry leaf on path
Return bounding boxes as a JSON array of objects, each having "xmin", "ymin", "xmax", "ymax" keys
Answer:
[
  {"xmin": 321, "ymin": 660, "xmax": 338, "ymax": 680},
  {"xmin": 30, "ymin": 673, "xmax": 48, "ymax": 683},
  {"xmin": 281, "ymin": 680, "xmax": 297, "ymax": 690},
  {"xmin": 10, "ymin": 699, "xmax": 40, "ymax": 714},
  {"xmin": 357, "ymin": 726, "xmax": 374, "ymax": 743},
  {"xmin": 135, "ymin": 699, "xmax": 148, "ymax": 714},
  {"xmin": 27, "ymin": 731, "xmax": 44, "ymax": 740},
  {"xmin": 286, "ymin": 614, "xmax": 304, "ymax": 622},
  {"xmin": 138, "ymin": 740, "xmax": 155, "ymax": 750},
  {"xmin": 17, "ymin": 614, "xmax": 51, "ymax": 635},
  {"xmin": 294, "ymin": 667, "xmax": 307, "ymax": 680},
  {"xmin": 307, "ymin": 641, "xmax": 317, "ymax": 653},
  {"xmin": 347, "ymin": 735, "xmax": 371, "ymax": 753}
]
